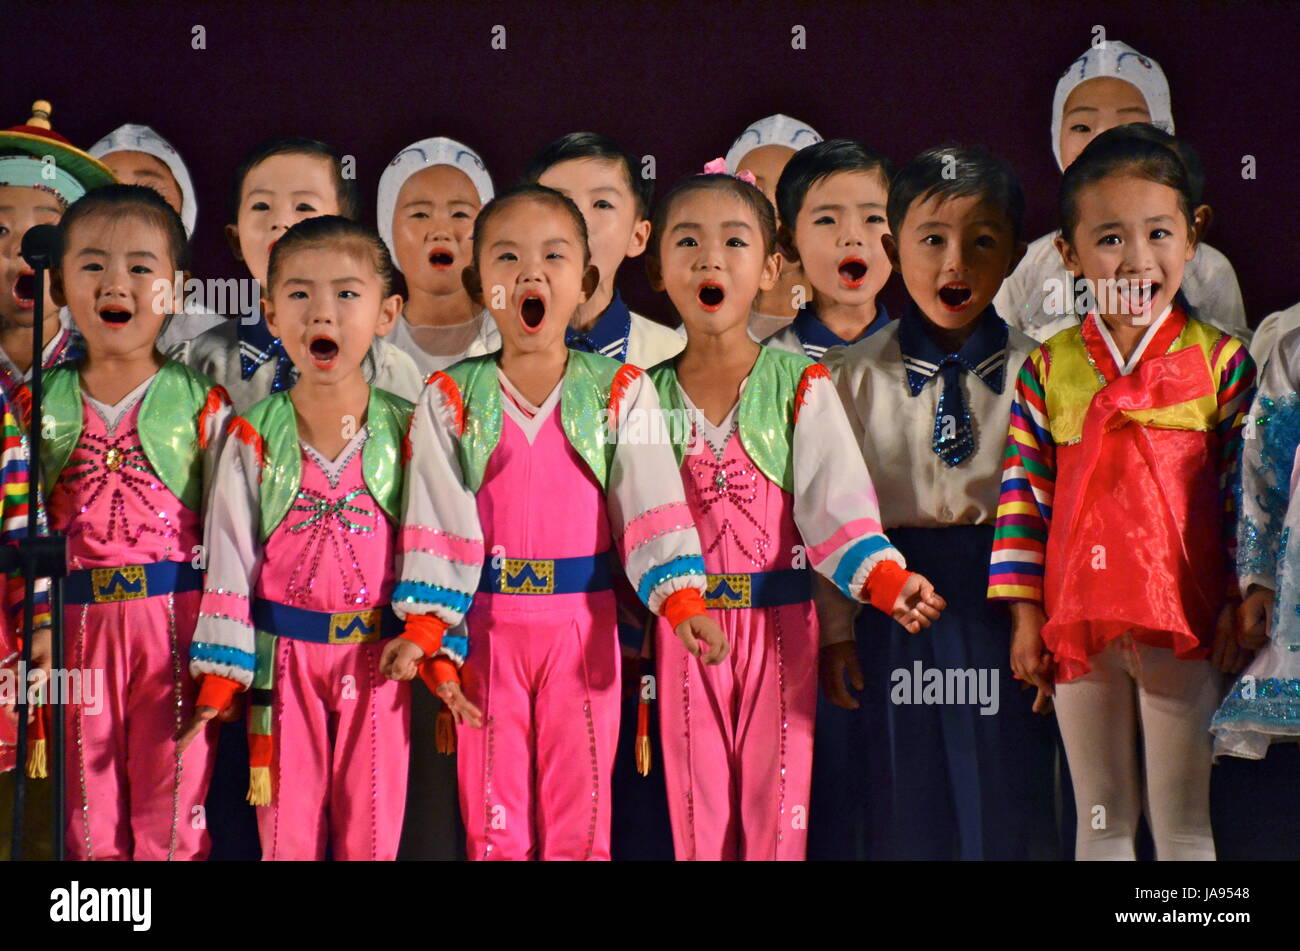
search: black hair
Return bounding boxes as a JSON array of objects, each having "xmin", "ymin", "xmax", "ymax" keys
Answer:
[
  {"xmin": 1070, "ymin": 122, "xmax": 1205, "ymax": 205},
  {"xmin": 886, "ymin": 145, "xmax": 1025, "ymax": 243},
  {"xmin": 775, "ymin": 138, "xmax": 894, "ymax": 231},
  {"xmin": 469, "ymin": 183, "xmax": 590, "ymax": 271},
  {"xmin": 58, "ymin": 183, "xmax": 189, "ymax": 272},
  {"xmin": 649, "ymin": 174, "xmax": 778, "ymax": 258},
  {"xmin": 521, "ymin": 132, "xmax": 652, "ymax": 219},
  {"xmin": 1058, "ymin": 124, "xmax": 1196, "ymax": 241},
  {"xmin": 228, "ymin": 136, "xmax": 361, "ymax": 224},
  {"xmin": 265, "ymin": 215, "xmax": 395, "ymax": 296}
]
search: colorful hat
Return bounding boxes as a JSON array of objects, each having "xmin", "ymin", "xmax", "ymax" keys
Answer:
[
  {"xmin": 1051, "ymin": 40, "xmax": 1174, "ymax": 171},
  {"xmin": 0, "ymin": 101, "xmax": 117, "ymax": 205},
  {"xmin": 376, "ymin": 136, "xmax": 493, "ymax": 268},
  {"xmin": 90, "ymin": 123, "xmax": 197, "ymax": 236},
  {"xmin": 724, "ymin": 114, "xmax": 822, "ymax": 174}
]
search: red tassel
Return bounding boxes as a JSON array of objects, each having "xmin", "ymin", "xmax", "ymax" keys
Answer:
[
  {"xmin": 428, "ymin": 372, "xmax": 464, "ymax": 434},
  {"xmin": 794, "ymin": 363, "xmax": 830, "ymax": 423},
  {"xmin": 607, "ymin": 364, "xmax": 643, "ymax": 428},
  {"xmin": 226, "ymin": 416, "xmax": 264, "ymax": 467},
  {"xmin": 198, "ymin": 385, "xmax": 232, "ymax": 448}
]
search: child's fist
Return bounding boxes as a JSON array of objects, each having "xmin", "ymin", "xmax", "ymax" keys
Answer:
[
  {"xmin": 436, "ymin": 681, "xmax": 484, "ymax": 728},
  {"xmin": 819, "ymin": 641, "xmax": 864, "ymax": 710},
  {"xmin": 892, "ymin": 573, "xmax": 945, "ymax": 634},
  {"xmin": 1238, "ymin": 586, "xmax": 1273, "ymax": 651},
  {"xmin": 674, "ymin": 614, "xmax": 729, "ymax": 665},
  {"xmin": 381, "ymin": 638, "xmax": 425, "ymax": 681},
  {"xmin": 175, "ymin": 706, "xmax": 219, "ymax": 755}
]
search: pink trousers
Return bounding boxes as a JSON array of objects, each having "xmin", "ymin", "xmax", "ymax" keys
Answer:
[
  {"xmin": 258, "ymin": 637, "xmax": 411, "ymax": 860},
  {"xmin": 657, "ymin": 601, "xmax": 818, "ymax": 860},
  {"xmin": 64, "ymin": 590, "xmax": 218, "ymax": 861},
  {"xmin": 457, "ymin": 592, "xmax": 620, "ymax": 860}
]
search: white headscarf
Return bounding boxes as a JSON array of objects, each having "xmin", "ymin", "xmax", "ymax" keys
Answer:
[
  {"xmin": 1050, "ymin": 40, "xmax": 1174, "ymax": 171},
  {"xmin": 376, "ymin": 137, "xmax": 493, "ymax": 268},
  {"xmin": 89, "ymin": 124, "xmax": 197, "ymax": 236},
  {"xmin": 724, "ymin": 114, "xmax": 822, "ymax": 174}
]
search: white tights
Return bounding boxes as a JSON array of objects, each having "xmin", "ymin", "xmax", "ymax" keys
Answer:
[{"xmin": 1053, "ymin": 637, "xmax": 1221, "ymax": 860}]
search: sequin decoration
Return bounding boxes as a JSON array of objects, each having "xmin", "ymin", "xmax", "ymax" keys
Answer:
[
  {"xmin": 60, "ymin": 425, "xmax": 178, "ymax": 550},
  {"xmin": 280, "ymin": 485, "xmax": 376, "ymax": 608},
  {"xmin": 687, "ymin": 436, "xmax": 772, "ymax": 569}
]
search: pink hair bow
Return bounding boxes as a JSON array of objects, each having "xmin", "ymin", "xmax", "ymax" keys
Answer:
[{"xmin": 702, "ymin": 156, "xmax": 757, "ymax": 186}]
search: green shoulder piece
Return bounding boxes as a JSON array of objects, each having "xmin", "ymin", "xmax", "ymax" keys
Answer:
[
  {"xmin": 442, "ymin": 354, "xmax": 502, "ymax": 493},
  {"xmin": 38, "ymin": 365, "xmax": 84, "ymax": 489},
  {"xmin": 646, "ymin": 360, "xmax": 689, "ymax": 468},
  {"xmin": 362, "ymin": 386, "xmax": 413, "ymax": 522},
  {"xmin": 736, "ymin": 346, "xmax": 812, "ymax": 495},
  {"xmin": 137, "ymin": 360, "xmax": 220, "ymax": 513},
  {"xmin": 241, "ymin": 393, "xmax": 302, "ymax": 542},
  {"xmin": 561, "ymin": 350, "xmax": 622, "ymax": 491}
]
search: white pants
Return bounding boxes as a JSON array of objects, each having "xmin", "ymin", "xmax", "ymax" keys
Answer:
[{"xmin": 1053, "ymin": 637, "xmax": 1220, "ymax": 860}]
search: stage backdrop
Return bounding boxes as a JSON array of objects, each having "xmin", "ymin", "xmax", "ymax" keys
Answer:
[{"xmin": 6, "ymin": 0, "xmax": 1297, "ymax": 326}]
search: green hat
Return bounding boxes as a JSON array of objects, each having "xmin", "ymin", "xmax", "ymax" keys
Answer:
[{"xmin": 0, "ymin": 100, "xmax": 117, "ymax": 197}]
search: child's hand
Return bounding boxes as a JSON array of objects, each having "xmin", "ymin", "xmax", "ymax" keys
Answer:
[
  {"xmin": 674, "ymin": 615, "xmax": 729, "ymax": 665},
  {"xmin": 1010, "ymin": 602, "xmax": 1054, "ymax": 713},
  {"xmin": 1238, "ymin": 586, "xmax": 1273, "ymax": 651},
  {"xmin": 175, "ymin": 706, "xmax": 219, "ymax": 755},
  {"xmin": 435, "ymin": 681, "xmax": 484, "ymax": 728},
  {"xmin": 1211, "ymin": 602, "xmax": 1250, "ymax": 674},
  {"xmin": 820, "ymin": 641, "xmax": 863, "ymax": 710},
  {"xmin": 380, "ymin": 638, "xmax": 425, "ymax": 681},
  {"xmin": 892, "ymin": 574, "xmax": 946, "ymax": 634}
]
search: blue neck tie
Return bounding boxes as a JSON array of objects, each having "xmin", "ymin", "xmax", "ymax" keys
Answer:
[{"xmin": 932, "ymin": 360, "xmax": 975, "ymax": 467}]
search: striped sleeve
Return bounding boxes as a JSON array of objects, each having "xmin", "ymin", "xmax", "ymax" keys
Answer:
[
  {"xmin": 1, "ymin": 390, "xmax": 49, "ymax": 641},
  {"xmin": 1210, "ymin": 335, "xmax": 1257, "ymax": 581},
  {"xmin": 988, "ymin": 349, "xmax": 1055, "ymax": 602}
]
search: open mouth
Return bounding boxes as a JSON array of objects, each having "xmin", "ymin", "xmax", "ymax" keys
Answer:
[
  {"xmin": 837, "ymin": 258, "xmax": 868, "ymax": 288},
  {"xmin": 428, "ymin": 249, "xmax": 454, "ymax": 269},
  {"xmin": 98, "ymin": 307, "xmax": 133, "ymax": 326},
  {"xmin": 308, "ymin": 335, "xmax": 340, "ymax": 365},
  {"xmin": 697, "ymin": 282, "xmax": 725, "ymax": 311},
  {"xmin": 1119, "ymin": 279, "xmax": 1158, "ymax": 314},
  {"xmin": 519, "ymin": 295, "xmax": 546, "ymax": 331},
  {"xmin": 938, "ymin": 283, "xmax": 973, "ymax": 312},
  {"xmin": 12, "ymin": 270, "xmax": 35, "ymax": 308}
]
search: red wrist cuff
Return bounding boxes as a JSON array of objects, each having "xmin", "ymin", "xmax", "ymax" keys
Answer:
[
  {"xmin": 401, "ymin": 614, "xmax": 448, "ymax": 657},
  {"xmin": 418, "ymin": 657, "xmax": 462, "ymax": 695},
  {"xmin": 662, "ymin": 587, "xmax": 707, "ymax": 629},
  {"xmin": 863, "ymin": 560, "xmax": 911, "ymax": 617},
  {"xmin": 197, "ymin": 674, "xmax": 242, "ymax": 713}
]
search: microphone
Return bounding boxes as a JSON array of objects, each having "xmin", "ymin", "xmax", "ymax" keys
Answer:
[{"xmin": 21, "ymin": 223, "xmax": 61, "ymax": 270}]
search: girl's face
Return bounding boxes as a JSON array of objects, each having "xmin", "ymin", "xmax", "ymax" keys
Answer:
[
  {"xmin": 1058, "ymin": 77, "xmax": 1152, "ymax": 170},
  {"xmin": 391, "ymin": 164, "xmax": 480, "ymax": 298},
  {"xmin": 263, "ymin": 244, "xmax": 401, "ymax": 387},
  {"xmin": 0, "ymin": 185, "xmax": 64, "ymax": 328},
  {"xmin": 657, "ymin": 189, "xmax": 779, "ymax": 336},
  {"xmin": 471, "ymin": 198, "xmax": 595, "ymax": 355},
  {"xmin": 229, "ymin": 153, "xmax": 340, "ymax": 288},
  {"xmin": 57, "ymin": 213, "xmax": 175, "ymax": 360},
  {"xmin": 1055, "ymin": 173, "xmax": 1195, "ymax": 325}
]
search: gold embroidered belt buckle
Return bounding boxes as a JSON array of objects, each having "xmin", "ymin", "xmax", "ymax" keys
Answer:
[
  {"xmin": 704, "ymin": 573, "xmax": 751, "ymax": 609},
  {"xmin": 500, "ymin": 558, "xmax": 556, "ymax": 594},
  {"xmin": 91, "ymin": 565, "xmax": 148, "ymax": 603},
  {"xmin": 328, "ymin": 608, "xmax": 383, "ymax": 644}
]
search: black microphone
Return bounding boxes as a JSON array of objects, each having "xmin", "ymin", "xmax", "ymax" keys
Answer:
[{"xmin": 21, "ymin": 222, "xmax": 61, "ymax": 270}]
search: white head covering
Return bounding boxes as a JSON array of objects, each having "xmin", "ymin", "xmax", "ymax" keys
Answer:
[
  {"xmin": 376, "ymin": 137, "xmax": 494, "ymax": 268},
  {"xmin": 724, "ymin": 114, "xmax": 822, "ymax": 174},
  {"xmin": 89, "ymin": 123, "xmax": 197, "ymax": 236},
  {"xmin": 1051, "ymin": 40, "xmax": 1174, "ymax": 171}
]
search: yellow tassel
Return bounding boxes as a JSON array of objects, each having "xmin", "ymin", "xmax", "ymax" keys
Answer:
[
  {"xmin": 635, "ymin": 734, "xmax": 652, "ymax": 777},
  {"xmin": 435, "ymin": 707, "xmax": 457, "ymax": 755},
  {"xmin": 246, "ymin": 766, "xmax": 272, "ymax": 806},
  {"xmin": 26, "ymin": 738, "xmax": 47, "ymax": 779}
]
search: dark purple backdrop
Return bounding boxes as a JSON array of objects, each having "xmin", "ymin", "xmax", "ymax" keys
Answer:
[{"xmin": 7, "ymin": 0, "xmax": 1297, "ymax": 326}]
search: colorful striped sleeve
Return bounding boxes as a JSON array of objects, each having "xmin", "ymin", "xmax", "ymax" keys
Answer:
[
  {"xmin": 0, "ymin": 390, "xmax": 50, "ymax": 639},
  {"xmin": 988, "ymin": 349, "xmax": 1056, "ymax": 602},
  {"xmin": 1210, "ymin": 335, "xmax": 1257, "ymax": 582}
]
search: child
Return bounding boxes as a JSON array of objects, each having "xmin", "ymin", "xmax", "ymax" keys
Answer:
[
  {"xmin": 178, "ymin": 137, "xmax": 422, "ymax": 411},
  {"xmin": 989, "ymin": 127, "xmax": 1256, "ymax": 860},
  {"xmin": 377, "ymin": 136, "xmax": 501, "ymax": 377},
  {"xmin": 724, "ymin": 113, "xmax": 823, "ymax": 341},
  {"xmin": 993, "ymin": 40, "xmax": 1249, "ymax": 344},
  {"xmin": 764, "ymin": 139, "xmax": 894, "ymax": 359},
  {"xmin": 645, "ymin": 170, "xmax": 945, "ymax": 861},
  {"xmin": 180, "ymin": 215, "xmax": 414, "ymax": 861},
  {"xmin": 818, "ymin": 147, "xmax": 1059, "ymax": 860},
  {"xmin": 0, "ymin": 102, "xmax": 115, "ymax": 422},
  {"xmin": 522, "ymin": 132, "xmax": 684, "ymax": 368},
  {"xmin": 89, "ymin": 123, "xmax": 226, "ymax": 352},
  {"xmin": 381, "ymin": 184, "xmax": 726, "ymax": 860},
  {"xmin": 43, "ymin": 184, "xmax": 233, "ymax": 860}
]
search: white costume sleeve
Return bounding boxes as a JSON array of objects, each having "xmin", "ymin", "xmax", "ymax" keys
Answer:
[
  {"xmin": 605, "ymin": 367, "xmax": 707, "ymax": 616},
  {"xmin": 199, "ymin": 387, "xmax": 235, "ymax": 517},
  {"xmin": 1184, "ymin": 243, "xmax": 1250, "ymax": 343}
]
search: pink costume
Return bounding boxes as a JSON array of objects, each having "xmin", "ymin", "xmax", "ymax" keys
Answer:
[
  {"xmin": 191, "ymin": 387, "xmax": 413, "ymax": 860},
  {"xmin": 394, "ymin": 351, "xmax": 710, "ymax": 860},
  {"xmin": 40, "ymin": 360, "xmax": 231, "ymax": 860},
  {"xmin": 648, "ymin": 348, "xmax": 910, "ymax": 861}
]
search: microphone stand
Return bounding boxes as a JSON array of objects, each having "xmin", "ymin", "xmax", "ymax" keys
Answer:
[{"xmin": 9, "ymin": 226, "xmax": 68, "ymax": 861}]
